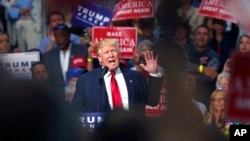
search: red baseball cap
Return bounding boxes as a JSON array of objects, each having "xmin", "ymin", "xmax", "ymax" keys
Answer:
[{"xmin": 71, "ymin": 55, "xmax": 87, "ymax": 69}]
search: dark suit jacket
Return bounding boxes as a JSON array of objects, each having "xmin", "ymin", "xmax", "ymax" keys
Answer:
[
  {"xmin": 71, "ymin": 67, "xmax": 163, "ymax": 115},
  {"xmin": 43, "ymin": 43, "xmax": 88, "ymax": 96}
]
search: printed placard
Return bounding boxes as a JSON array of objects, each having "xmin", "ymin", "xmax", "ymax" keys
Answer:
[
  {"xmin": 226, "ymin": 52, "xmax": 250, "ymax": 123},
  {"xmin": 92, "ymin": 26, "xmax": 137, "ymax": 59},
  {"xmin": 112, "ymin": 0, "xmax": 154, "ymax": 21},
  {"xmin": 71, "ymin": 2, "xmax": 113, "ymax": 27},
  {"xmin": 198, "ymin": 0, "xmax": 236, "ymax": 23},
  {"xmin": 79, "ymin": 112, "xmax": 105, "ymax": 132},
  {"xmin": 145, "ymin": 81, "xmax": 167, "ymax": 117},
  {"xmin": 0, "ymin": 52, "xmax": 40, "ymax": 79}
]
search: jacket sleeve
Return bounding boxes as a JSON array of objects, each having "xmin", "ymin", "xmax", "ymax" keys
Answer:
[
  {"xmin": 198, "ymin": 55, "xmax": 221, "ymax": 81},
  {"xmin": 146, "ymin": 75, "xmax": 164, "ymax": 106},
  {"xmin": 186, "ymin": 53, "xmax": 221, "ymax": 81}
]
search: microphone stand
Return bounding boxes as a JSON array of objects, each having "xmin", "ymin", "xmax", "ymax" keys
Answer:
[
  {"xmin": 97, "ymin": 77, "xmax": 104, "ymax": 113},
  {"xmin": 97, "ymin": 66, "xmax": 108, "ymax": 112}
]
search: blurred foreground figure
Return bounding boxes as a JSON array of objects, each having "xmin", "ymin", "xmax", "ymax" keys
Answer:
[
  {"xmin": 94, "ymin": 110, "xmax": 156, "ymax": 141},
  {"xmin": 0, "ymin": 72, "xmax": 90, "ymax": 141},
  {"xmin": 152, "ymin": 71, "xmax": 228, "ymax": 141}
]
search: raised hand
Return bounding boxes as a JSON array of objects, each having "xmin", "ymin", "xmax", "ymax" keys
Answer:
[{"xmin": 140, "ymin": 51, "xmax": 158, "ymax": 74}]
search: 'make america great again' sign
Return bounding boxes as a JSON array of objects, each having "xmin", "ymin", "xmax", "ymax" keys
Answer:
[
  {"xmin": 92, "ymin": 26, "xmax": 137, "ymax": 59},
  {"xmin": 198, "ymin": 0, "xmax": 236, "ymax": 23},
  {"xmin": 112, "ymin": 0, "xmax": 154, "ymax": 21}
]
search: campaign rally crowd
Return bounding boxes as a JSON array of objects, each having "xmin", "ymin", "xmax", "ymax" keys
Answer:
[{"xmin": 0, "ymin": 0, "xmax": 249, "ymax": 141}]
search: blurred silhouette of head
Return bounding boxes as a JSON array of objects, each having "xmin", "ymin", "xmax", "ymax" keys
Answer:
[
  {"xmin": 94, "ymin": 110, "xmax": 155, "ymax": 141},
  {"xmin": 0, "ymin": 74, "xmax": 90, "ymax": 141}
]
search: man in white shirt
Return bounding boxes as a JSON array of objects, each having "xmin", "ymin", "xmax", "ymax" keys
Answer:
[{"xmin": 43, "ymin": 24, "xmax": 88, "ymax": 98}]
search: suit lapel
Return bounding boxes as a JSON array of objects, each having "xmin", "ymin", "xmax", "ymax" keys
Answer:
[
  {"xmin": 54, "ymin": 48, "xmax": 64, "ymax": 82},
  {"xmin": 94, "ymin": 67, "xmax": 111, "ymax": 113},
  {"xmin": 121, "ymin": 68, "xmax": 134, "ymax": 109}
]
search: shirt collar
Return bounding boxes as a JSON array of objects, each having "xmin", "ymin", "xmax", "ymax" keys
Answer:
[{"xmin": 105, "ymin": 67, "xmax": 121, "ymax": 77}]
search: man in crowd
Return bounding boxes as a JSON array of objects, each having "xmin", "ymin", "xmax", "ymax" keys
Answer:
[
  {"xmin": 43, "ymin": 24, "xmax": 88, "ymax": 98},
  {"xmin": 186, "ymin": 25, "xmax": 221, "ymax": 108},
  {"xmin": 30, "ymin": 61, "xmax": 49, "ymax": 86},
  {"xmin": 71, "ymin": 38, "xmax": 163, "ymax": 115},
  {"xmin": 38, "ymin": 11, "xmax": 81, "ymax": 53},
  {"xmin": 14, "ymin": 0, "xmax": 41, "ymax": 52}
]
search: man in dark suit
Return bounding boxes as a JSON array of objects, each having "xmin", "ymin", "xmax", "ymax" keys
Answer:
[
  {"xmin": 43, "ymin": 24, "xmax": 88, "ymax": 98},
  {"xmin": 71, "ymin": 38, "xmax": 163, "ymax": 115}
]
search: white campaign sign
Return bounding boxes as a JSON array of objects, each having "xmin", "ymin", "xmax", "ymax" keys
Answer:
[{"xmin": 0, "ymin": 52, "xmax": 40, "ymax": 79}]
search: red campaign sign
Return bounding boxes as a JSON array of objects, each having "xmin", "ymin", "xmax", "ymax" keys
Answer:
[
  {"xmin": 145, "ymin": 80, "xmax": 167, "ymax": 117},
  {"xmin": 112, "ymin": 0, "xmax": 154, "ymax": 21},
  {"xmin": 226, "ymin": 52, "xmax": 250, "ymax": 123},
  {"xmin": 92, "ymin": 26, "xmax": 137, "ymax": 59},
  {"xmin": 198, "ymin": 0, "xmax": 236, "ymax": 23}
]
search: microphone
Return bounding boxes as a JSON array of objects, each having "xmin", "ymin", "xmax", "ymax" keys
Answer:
[{"xmin": 99, "ymin": 66, "xmax": 109, "ymax": 81}]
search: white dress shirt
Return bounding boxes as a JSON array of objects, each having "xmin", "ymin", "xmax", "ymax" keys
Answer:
[
  {"xmin": 104, "ymin": 67, "xmax": 129, "ymax": 110},
  {"xmin": 59, "ymin": 44, "xmax": 71, "ymax": 82}
]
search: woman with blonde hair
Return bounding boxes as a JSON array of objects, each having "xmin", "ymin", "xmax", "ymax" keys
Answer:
[{"xmin": 204, "ymin": 90, "xmax": 227, "ymax": 131}]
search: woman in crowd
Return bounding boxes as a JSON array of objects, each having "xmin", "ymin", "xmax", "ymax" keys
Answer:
[
  {"xmin": 223, "ymin": 34, "xmax": 250, "ymax": 72},
  {"xmin": 131, "ymin": 39, "xmax": 165, "ymax": 78},
  {"xmin": 204, "ymin": 90, "xmax": 227, "ymax": 132},
  {"xmin": 0, "ymin": 31, "xmax": 20, "ymax": 53},
  {"xmin": 131, "ymin": 51, "xmax": 142, "ymax": 72},
  {"xmin": 0, "ymin": 31, "xmax": 10, "ymax": 54},
  {"xmin": 237, "ymin": 34, "xmax": 250, "ymax": 53},
  {"xmin": 215, "ymin": 71, "xmax": 230, "ymax": 92}
]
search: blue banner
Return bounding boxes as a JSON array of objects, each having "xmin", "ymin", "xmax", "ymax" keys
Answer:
[
  {"xmin": 71, "ymin": 2, "xmax": 113, "ymax": 27},
  {"xmin": 79, "ymin": 112, "xmax": 105, "ymax": 131}
]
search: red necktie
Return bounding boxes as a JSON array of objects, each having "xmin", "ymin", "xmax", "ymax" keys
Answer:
[{"xmin": 110, "ymin": 71, "xmax": 123, "ymax": 109}]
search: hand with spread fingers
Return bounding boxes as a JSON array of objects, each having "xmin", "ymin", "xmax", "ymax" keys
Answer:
[{"xmin": 140, "ymin": 51, "xmax": 158, "ymax": 74}]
